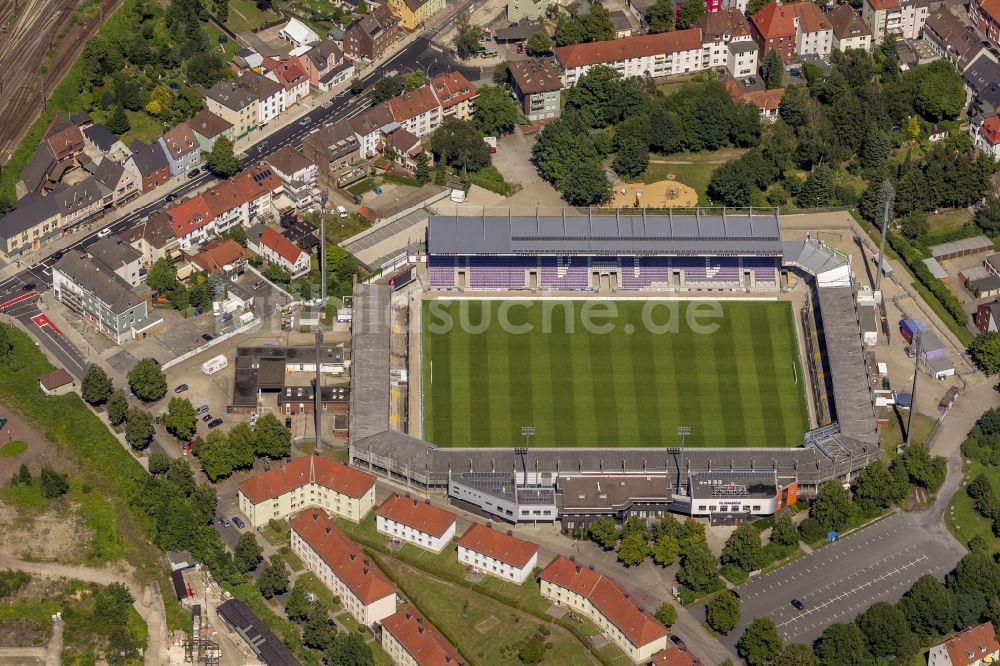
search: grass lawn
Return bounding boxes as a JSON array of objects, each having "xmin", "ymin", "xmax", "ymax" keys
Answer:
[
  {"xmin": 422, "ymin": 299, "xmax": 809, "ymax": 447},
  {"xmin": 926, "ymin": 208, "xmax": 975, "ymax": 237},
  {"xmin": 225, "ymin": 0, "xmax": 281, "ymax": 32},
  {"xmin": 281, "ymin": 548, "xmax": 305, "ymax": 572},
  {"xmin": 0, "ymin": 440, "xmax": 28, "ymax": 457},
  {"xmin": 880, "ymin": 409, "xmax": 937, "ymax": 452},
  {"xmin": 640, "ymin": 148, "xmax": 747, "ymax": 206},
  {"xmin": 203, "ymin": 21, "xmax": 241, "ymax": 60},
  {"xmin": 947, "ymin": 458, "xmax": 1000, "ymax": 551},
  {"xmin": 261, "ymin": 521, "xmax": 290, "ymax": 547},
  {"xmin": 347, "ymin": 178, "xmax": 375, "ymax": 196}
]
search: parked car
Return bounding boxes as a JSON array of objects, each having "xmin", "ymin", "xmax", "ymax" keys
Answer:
[
  {"xmin": 791, "ymin": 599, "xmax": 805, "ymax": 611},
  {"xmin": 164, "ymin": 193, "xmax": 176, "ymax": 203},
  {"xmin": 97, "ymin": 227, "xmax": 113, "ymax": 239},
  {"xmin": 187, "ymin": 168, "xmax": 200, "ymax": 178},
  {"xmin": 174, "ymin": 384, "xmax": 189, "ymax": 393},
  {"xmin": 201, "ymin": 333, "xmax": 214, "ymax": 342},
  {"xmin": 224, "ymin": 518, "xmax": 231, "ymax": 528},
  {"xmin": 202, "ymin": 414, "xmax": 213, "ymax": 423},
  {"xmin": 232, "ymin": 516, "xmax": 245, "ymax": 529},
  {"xmin": 197, "ymin": 404, "xmax": 210, "ymax": 414},
  {"xmin": 51, "ymin": 250, "xmax": 64, "ymax": 260},
  {"xmin": 670, "ymin": 635, "xmax": 687, "ymax": 650},
  {"xmin": 285, "ymin": 417, "xmax": 292, "ymax": 428},
  {"xmin": 208, "ymin": 418, "xmax": 223, "ymax": 429},
  {"xmin": 216, "ymin": 516, "xmax": 225, "ymax": 526},
  {"xmin": 22, "ymin": 283, "xmax": 35, "ymax": 291},
  {"xmin": 150, "ymin": 358, "xmax": 160, "ymax": 365}
]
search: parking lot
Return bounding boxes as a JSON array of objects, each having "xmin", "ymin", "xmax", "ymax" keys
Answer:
[{"xmin": 727, "ymin": 512, "xmax": 960, "ymax": 646}]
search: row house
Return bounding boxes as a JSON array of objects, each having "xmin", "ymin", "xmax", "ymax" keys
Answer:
[
  {"xmin": 188, "ymin": 108, "xmax": 235, "ymax": 153},
  {"xmin": 122, "ymin": 211, "xmax": 178, "ymax": 267},
  {"xmin": 380, "ymin": 608, "xmax": 461, "ymax": 666},
  {"xmin": 971, "ymin": 0, "xmax": 1000, "ymax": 43},
  {"xmin": 296, "ymin": 40, "xmax": 355, "ymax": 91},
  {"xmin": 698, "ymin": 9, "xmax": 756, "ymax": 73},
  {"xmin": 265, "ymin": 146, "xmax": 319, "ymax": 209},
  {"xmin": 238, "ymin": 71, "xmax": 286, "ymax": 128},
  {"xmin": 125, "ymin": 139, "xmax": 171, "ymax": 193},
  {"xmin": 431, "ymin": 71, "xmax": 479, "ymax": 121},
  {"xmin": 388, "ymin": 85, "xmax": 442, "ymax": 137},
  {"xmin": 92, "ymin": 159, "xmax": 140, "ymax": 208},
  {"xmin": 87, "ymin": 235, "xmax": 144, "ymax": 286},
  {"xmin": 303, "ymin": 123, "xmax": 363, "ymax": 180},
  {"xmin": 750, "ymin": 2, "xmax": 832, "ymax": 65},
  {"xmin": 862, "ymin": 0, "xmax": 930, "ymax": 42},
  {"xmin": 167, "ymin": 194, "xmax": 215, "ymax": 252},
  {"xmin": 238, "ymin": 454, "xmax": 377, "ymax": 528},
  {"xmin": 830, "ymin": 4, "xmax": 872, "ymax": 52},
  {"xmin": 204, "ymin": 81, "xmax": 257, "ymax": 140},
  {"xmin": 264, "ymin": 58, "xmax": 311, "ymax": 107},
  {"xmin": 352, "ymin": 104, "xmax": 396, "ymax": 159},
  {"xmin": 290, "ymin": 510, "xmax": 397, "ymax": 626},
  {"xmin": 553, "ymin": 28, "xmax": 706, "ymax": 87},
  {"xmin": 51, "ymin": 177, "xmax": 112, "ymax": 229},
  {"xmin": 375, "ymin": 493, "xmax": 458, "ymax": 553},
  {"xmin": 82, "ymin": 123, "xmax": 130, "ymax": 165},
  {"xmin": 158, "ymin": 123, "xmax": 201, "ymax": 177},
  {"xmin": 540, "ymin": 556, "xmax": 668, "ymax": 664},
  {"xmin": 204, "ymin": 165, "xmax": 282, "ymax": 236},
  {"xmin": 344, "ymin": 3, "xmax": 401, "ymax": 60},
  {"xmin": 247, "ymin": 225, "xmax": 311, "ymax": 278},
  {"xmin": 456, "ymin": 523, "xmax": 538, "ymax": 584},
  {"xmin": 964, "ymin": 55, "xmax": 1000, "ymax": 116},
  {"xmin": 508, "ymin": 59, "xmax": 563, "ymax": 122},
  {"xmin": 0, "ymin": 195, "xmax": 62, "ymax": 260},
  {"xmin": 924, "ymin": 9, "xmax": 990, "ymax": 71},
  {"xmin": 388, "ymin": 0, "xmax": 446, "ymax": 30}
]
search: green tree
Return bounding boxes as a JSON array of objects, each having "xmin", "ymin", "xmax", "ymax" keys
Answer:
[
  {"xmin": 403, "ymin": 69, "xmax": 426, "ymax": 92},
  {"xmin": 81, "ymin": 364, "xmax": 113, "ymax": 405},
  {"xmin": 257, "ymin": 554, "xmax": 289, "ymax": 599},
  {"xmin": 815, "ymin": 623, "xmax": 866, "ymax": 666},
  {"xmin": 747, "ymin": 0, "xmax": 768, "ymax": 13},
  {"xmin": 911, "ymin": 59, "xmax": 966, "ymax": 121},
  {"xmin": 525, "ymin": 31, "xmax": 552, "ymax": 56},
  {"xmin": 454, "ymin": 13, "xmax": 482, "ymax": 58},
  {"xmin": 254, "ymin": 413, "xmax": 291, "ymax": 458},
  {"xmin": 852, "ymin": 460, "xmax": 900, "ymax": 515},
  {"xmin": 581, "ymin": 3, "xmax": 615, "ymax": 41},
  {"xmin": 676, "ymin": 0, "xmax": 707, "ymax": 29},
  {"xmin": 207, "ymin": 137, "xmax": 239, "ymax": 177},
  {"xmin": 234, "ymin": 532, "xmax": 262, "ymax": 573},
  {"xmin": 415, "ymin": 152, "xmax": 431, "ymax": 185},
  {"xmin": 739, "ymin": 617, "xmax": 784, "ymax": 666},
  {"xmin": 677, "ymin": 542, "xmax": 721, "ymax": 593},
  {"xmin": 124, "ymin": 408, "xmax": 154, "ymax": 450},
  {"xmin": 562, "ymin": 160, "xmax": 611, "ymax": 206},
  {"xmin": 224, "ymin": 225, "xmax": 247, "ymax": 246},
  {"xmin": 651, "ymin": 533, "xmax": 680, "ymax": 566},
  {"xmin": 554, "ymin": 15, "xmax": 584, "ymax": 46},
  {"xmin": 898, "ymin": 442, "xmax": 946, "ymax": 491},
  {"xmin": 811, "ymin": 480, "xmax": 853, "ymax": 531},
  {"xmin": 147, "ymin": 258, "xmax": 177, "ymax": 292},
  {"xmin": 106, "ymin": 105, "xmax": 130, "ymax": 135},
  {"xmin": 107, "ymin": 389, "xmax": 129, "ymax": 426},
  {"xmin": 226, "ymin": 422, "xmax": 258, "ymax": 470},
  {"xmin": 860, "ymin": 126, "xmax": 891, "ymax": 170},
  {"xmin": 166, "ymin": 459, "xmax": 196, "ymax": 497},
  {"xmin": 976, "ymin": 196, "xmax": 1000, "ymax": 234},
  {"xmin": 518, "ymin": 637, "xmax": 547, "ymax": 664},
  {"xmin": 197, "ymin": 432, "xmax": 235, "ymax": 481},
  {"xmin": 372, "ymin": 76, "xmax": 403, "ymax": 103},
  {"xmin": 771, "ymin": 514, "xmax": 798, "ymax": 547},
  {"xmin": 655, "ymin": 602, "xmax": 677, "ymax": 627},
  {"xmin": 303, "ymin": 602, "xmax": 337, "ymax": 650},
  {"xmin": 588, "ymin": 517, "xmax": 619, "ymax": 550},
  {"xmin": 164, "ymin": 397, "xmax": 197, "ymax": 441},
  {"xmin": 900, "ymin": 574, "xmax": 954, "ymax": 638},
  {"xmin": 617, "ymin": 531, "xmax": 650, "ymax": 566},
  {"xmin": 15, "ymin": 464, "xmax": 32, "ymax": 486},
  {"xmin": 970, "ymin": 332, "xmax": 1000, "ymax": 375},
  {"xmin": 761, "ymin": 49, "xmax": 785, "ymax": 90},
  {"xmin": 721, "ymin": 523, "xmax": 765, "ymax": 573},
  {"xmin": 774, "ymin": 643, "xmax": 817, "ymax": 666},
  {"xmin": 264, "ymin": 262, "xmax": 291, "ymax": 283},
  {"xmin": 39, "ymin": 466, "xmax": 69, "ymax": 498},
  {"xmin": 646, "ymin": 0, "xmax": 674, "ymax": 33},
  {"xmin": 285, "ymin": 579, "xmax": 311, "ymax": 621},
  {"xmin": 326, "ymin": 634, "xmax": 374, "ymax": 666},
  {"xmin": 430, "ymin": 118, "xmax": 491, "ymax": 172},
  {"xmin": 187, "ymin": 52, "xmax": 229, "ymax": 87},
  {"xmin": 473, "ymin": 85, "xmax": 522, "ymax": 136},
  {"xmin": 215, "ymin": 0, "xmax": 229, "ymax": 22},
  {"xmin": 613, "ymin": 136, "xmax": 649, "ymax": 180},
  {"xmin": 127, "ymin": 359, "xmax": 167, "ymax": 402},
  {"xmin": 707, "ymin": 590, "xmax": 741, "ymax": 634},
  {"xmin": 148, "ymin": 450, "xmax": 172, "ymax": 475},
  {"xmin": 796, "ymin": 164, "xmax": 836, "ymax": 208},
  {"xmin": 856, "ymin": 601, "xmax": 918, "ymax": 659}
]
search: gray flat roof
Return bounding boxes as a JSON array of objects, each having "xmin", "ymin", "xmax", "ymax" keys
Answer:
[
  {"xmin": 348, "ymin": 283, "xmax": 392, "ymax": 440},
  {"xmin": 559, "ymin": 474, "xmax": 671, "ymax": 511},
  {"xmin": 689, "ymin": 470, "xmax": 777, "ymax": 500},
  {"xmin": 427, "ymin": 211, "xmax": 783, "ymax": 256},
  {"xmin": 922, "ymin": 257, "xmax": 948, "ymax": 279},
  {"xmin": 930, "ymin": 235, "xmax": 993, "ymax": 258}
]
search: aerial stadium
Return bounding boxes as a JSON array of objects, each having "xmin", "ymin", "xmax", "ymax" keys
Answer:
[{"xmin": 348, "ymin": 208, "xmax": 881, "ymax": 526}]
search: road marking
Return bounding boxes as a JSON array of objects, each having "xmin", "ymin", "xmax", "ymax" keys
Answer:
[
  {"xmin": 31, "ymin": 313, "xmax": 62, "ymax": 336},
  {"xmin": 0, "ymin": 292, "xmax": 38, "ymax": 310}
]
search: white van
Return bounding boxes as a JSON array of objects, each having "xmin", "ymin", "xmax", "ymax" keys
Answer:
[
  {"xmin": 336, "ymin": 205, "xmax": 348, "ymax": 218},
  {"xmin": 97, "ymin": 227, "xmax": 112, "ymax": 239}
]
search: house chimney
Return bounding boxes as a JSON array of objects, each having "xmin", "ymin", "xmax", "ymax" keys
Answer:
[
  {"xmin": 588, "ymin": 564, "xmax": 595, "ymax": 571},
  {"xmin": 624, "ymin": 592, "xmax": 630, "ymax": 598},
  {"xmin": 405, "ymin": 609, "xmax": 412, "ymax": 620},
  {"xmin": 425, "ymin": 499, "xmax": 430, "ymax": 504},
  {"xmin": 418, "ymin": 624, "xmax": 424, "ymax": 634},
  {"xmin": 569, "ymin": 555, "xmax": 576, "ymax": 562},
  {"xmin": 325, "ymin": 526, "xmax": 331, "ymax": 534},
  {"xmin": 413, "ymin": 499, "xmax": 418, "ymax": 507},
  {"xmin": 364, "ymin": 558, "xmax": 369, "ymax": 566},
  {"xmin": 363, "ymin": 566, "xmax": 369, "ymax": 575},
  {"xmin": 506, "ymin": 530, "xmax": 513, "ymax": 536},
  {"xmin": 312, "ymin": 511, "xmax": 319, "ymax": 520},
  {"xmin": 446, "ymin": 657, "xmax": 452, "ymax": 664},
  {"xmin": 350, "ymin": 552, "xmax": 357, "ymax": 561},
  {"xmin": 575, "ymin": 564, "xmax": 581, "ymax": 573},
  {"xmin": 487, "ymin": 521, "xmax": 493, "ymax": 529}
]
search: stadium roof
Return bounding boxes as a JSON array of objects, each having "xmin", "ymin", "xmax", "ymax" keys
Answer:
[
  {"xmin": 427, "ymin": 211, "xmax": 783, "ymax": 256},
  {"xmin": 349, "ymin": 283, "xmax": 392, "ymax": 440}
]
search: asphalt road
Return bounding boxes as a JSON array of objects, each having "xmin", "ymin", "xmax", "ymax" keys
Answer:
[
  {"xmin": 727, "ymin": 511, "xmax": 961, "ymax": 646},
  {"xmin": 0, "ymin": 33, "xmax": 476, "ymax": 377}
]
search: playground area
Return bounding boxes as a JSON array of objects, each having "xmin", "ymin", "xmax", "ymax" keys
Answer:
[{"xmin": 609, "ymin": 177, "xmax": 700, "ymax": 209}]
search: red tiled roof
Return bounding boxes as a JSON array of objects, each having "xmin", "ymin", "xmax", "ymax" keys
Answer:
[
  {"xmin": 203, "ymin": 166, "xmax": 281, "ymax": 217},
  {"xmin": 940, "ymin": 622, "xmax": 1000, "ymax": 666},
  {"xmin": 389, "ymin": 85, "xmax": 440, "ymax": 122},
  {"xmin": 290, "ymin": 509, "xmax": 396, "ymax": 605},
  {"xmin": 430, "ymin": 71, "xmax": 479, "ymax": 110},
  {"xmin": 982, "ymin": 116, "xmax": 1000, "ymax": 145},
  {"xmin": 456, "ymin": 523, "xmax": 537, "ymax": 568},
  {"xmin": 723, "ymin": 80, "xmax": 785, "ymax": 111},
  {"xmin": 554, "ymin": 29, "xmax": 703, "ymax": 69},
  {"xmin": 376, "ymin": 494, "xmax": 457, "ymax": 538},
  {"xmin": 978, "ymin": 0, "xmax": 1000, "ymax": 24},
  {"xmin": 189, "ymin": 238, "xmax": 247, "ymax": 274},
  {"xmin": 651, "ymin": 647, "xmax": 696, "ymax": 666},
  {"xmin": 381, "ymin": 607, "xmax": 460, "ymax": 665},
  {"xmin": 167, "ymin": 195, "xmax": 214, "ymax": 238},
  {"xmin": 45, "ymin": 124, "xmax": 84, "ymax": 156},
  {"xmin": 752, "ymin": 2, "xmax": 794, "ymax": 38},
  {"xmin": 868, "ymin": 0, "xmax": 901, "ymax": 11},
  {"xmin": 39, "ymin": 368, "xmax": 74, "ymax": 391},
  {"xmin": 259, "ymin": 226, "xmax": 307, "ymax": 265},
  {"xmin": 540, "ymin": 556, "xmax": 668, "ymax": 649},
  {"xmin": 238, "ymin": 454, "xmax": 376, "ymax": 503},
  {"xmin": 269, "ymin": 60, "xmax": 308, "ymax": 87}
]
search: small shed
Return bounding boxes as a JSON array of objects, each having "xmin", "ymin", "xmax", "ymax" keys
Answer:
[
  {"xmin": 899, "ymin": 318, "xmax": 927, "ymax": 344},
  {"xmin": 938, "ymin": 386, "xmax": 959, "ymax": 412},
  {"xmin": 167, "ymin": 550, "xmax": 195, "ymax": 571},
  {"xmin": 922, "ymin": 257, "xmax": 949, "ymax": 283},
  {"xmin": 930, "ymin": 235, "xmax": 994, "ymax": 261},
  {"xmin": 927, "ymin": 355, "xmax": 955, "ymax": 379},
  {"xmin": 39, "ymin": 369, "xmax": 75, "ymax": 396}
]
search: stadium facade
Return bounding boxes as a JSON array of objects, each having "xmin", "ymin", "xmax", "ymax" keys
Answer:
[{"xmin": 348, "ymin": 210, "xmax": 879, "ymax": 527}]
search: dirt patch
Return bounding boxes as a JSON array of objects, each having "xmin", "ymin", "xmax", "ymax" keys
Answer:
[
  {"xmin": 475, "ymin": 616, "xmax": 499, "ymax": 634},
  {"xmin": 0, "ymin": 406, "xmax": 58, "ymax": 478},
  {"xmin": 609, "ymin": 179, "xmax": 699, "ymax": 209},
  {"xmin": 0, "ymin": 508, "xmax": 93, "ymax": 562}
]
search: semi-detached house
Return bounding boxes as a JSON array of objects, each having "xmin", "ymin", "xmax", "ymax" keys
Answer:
[
  {"xmin": 264, "ymin": 59, "xmax": 311, "ymax": 108},
  {"xmin": 698, "ymin": 9, "xmax": 756, "ymax": 73},
  {"xmin": 188, "ymin": 108, "xmax": 234, "ymax": 153},
  {"xmin": 238, "ymin": 71, "xmax": 286, "ymax": 128},
  {"xmin": 553, "ymin": 29, "xmax": 706, "ymax": 87},
  {"xmin": 750, "ymin": 1, "xmax": 832, "ymax": 65},
  {"xmin": 248, "ymin": 225, "xmax": 311, "ymax": 278},
  {"xmin": 376, "ymin": 493, "xmax": 457, "ymax": 553},
  {"xmin": 456, "ymin": 523, "xmax": 538, "ymax": 584}
]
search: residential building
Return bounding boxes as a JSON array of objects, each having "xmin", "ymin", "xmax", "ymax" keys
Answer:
[
  {"xmin": 539, "ymin": 556, "xmax": 668, "ymax": 664},
  {"xmin": 429, "ymin": 71, "xmax": 479, "ymax": 121},
  {"xmin": 17, "ymin": 143, "xmax": 58, "ymax": 196},
  {"xmin": 384, "ymin": 128, "xmax": 424, "ymax": 169},
  {"xmin": 928, "ymin": 622, "xmax": 1000, "ymax": 666},
  {"xmin": 237, "ymin": 454, "xmax": 377, "ymax": 528},
  {"xmin": 351, "ymin": 104, "xmax": 396, "ymax": 159},
  {"xmin": 82, "ymin": 124, "xmax": 130, "ymax": 164},
  {"xmin": 456, "ymin": 523, "xmax": 538, "ymax": 584},
  {"xmin": 344, "ymin": 4, "xmax": 401, "ymax": 60},
  {"xmin": 388, "ymin": 86, "xmax": 442, "ymax": 137},
  {"xmin": 302, "ymin": 123, "xmax": 362, "ymax": 181},
  {"xmin": 971, "ymin": 0, "xmax": 1000, "ymax": 43},
  {"xmin": 750, "ymin": 2, "xmax": 833, "ymax": 64},
  {"xmin": 388, "ymin": 0, "xmax": 446, "ymax": 31},
  {"xmin": 124, "ymin": 211, "xmax": 179, "ymax": 266},
  {"xmin": 376, "ymin": 493, "xmax": 457, "ymax": 553},
  {"xmin": 651, "ymin": 647, "xmax": 697, "ymax": 666},
  {"xmin": 862, "ymin": 0, "xmax": 929, "ymax": 42},
  {"xmin": 167, "ymin": 195, "xmax": 215, "ymax": 252},
  {"xmin": 188, "ymin": 238, "xmax": 248, "ymax": 276},
  {"xmin": 51, "ymin": 177, "xmax": 112, "ymax": 229},
  {"xmin": 0, "ymin": 195, "xmax": 61, "ymax": 260},
  {"xmin": 728, "ymin": 40, "xmax": 759, "ymax": 78},
  {"xmin": 158, "ymin": 123, "xmax": 201, "ymax": 177},
  {"xmin": 216, "ymin": 599, "xmax": 301, "ymax": 666},
  {"xmin": 204, "ymin": 81, "xmax": 258, "ymax": 140},
  {"xmin": 88, "ymin": 235, "xmax": 144, "ymax": 286},
  {"xmin": 553, "ymin": 29, "xmax": 706, "ymax": 87},
  {"xmin": 188, "ymin": 108, "xmax": 234, "ymax": 153},
  {"xmin": 238, "ymin": 71, "xmax": 286, "ymax": 127},
  {"xmin": 296, "ymin": 40, "xmax": 348, "ymax": 88},
  {"xmin": 830, "ymin": 3, "xmax": 872, "ymax": 52},
  {"xmin": 265, "ymin": 59, "xmax": 311, "ymax": 107},
  {"xmin": 290, "ymin": 509, "xmax": 397, "ymax": 625},
  {"xmin": 725, "ymin": 79, "xmax": 785, "ymax": 121},
  {"xmin": 248, "ymin": 225, "xmax": 311, "ymax": 278},
  {"xmin": 923, "ymin": 9, "xmax": 989, "ymax": 71},
  {"xmin": 964, "ymin": 55, "xmax": 1000, "ymax": 115},
  {"xmin": 508, "ymin": 59, "xmax": 563, "ymax": 122},
  {"xmin": 508, "ymin": 0, "xmax": 550, "ymax": 22},
  {"xmin": 723, "ymin": 0, "xmax": 748, "ymax": 17},
  {"xmin": 266, "ymin": 146, "xmax": 319, "ymax": 209},
  {"xmin": 204, "ymin": 165, "xmax": 282, "ymax": 234},
  {"xmin": 699, "ymin": 8, "xmax": 755, "ymax": 71},
  {"xmin": 280, "ymin": 17, "xmax": 320, "ymax": 48},
  {"xmin": 39, "ymin": 369, "xmax": 75, "ymax": 396},
  {"xmin": 972, "ymin": 115, "xmax": 1000, "ymax": 158},
  {"xmin": 976, "ymin": 299, "xmax": 1000, "ymax": 332},
  {"xmin": 124, "ymin": 140, "xmax": 170, "ymax": 193},
  {"xmin": 380, "ymin": 607, "xmax": 461, "ymax": 666},
  {"xmin": 44, "ymin": 117, "xmax": 85, "ymax": 162},
  {"xmin": 92, "ymin": 158, "xmax": 140, "ymax": 208},
  {"xmin": 51, "ymin": 251, "xmax": 161, "ymax": 344}
]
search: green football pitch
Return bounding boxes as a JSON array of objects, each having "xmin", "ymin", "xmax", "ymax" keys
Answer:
[{"xmin": 421, "ymin": 299, "xmax": 810, "ymax": 448}]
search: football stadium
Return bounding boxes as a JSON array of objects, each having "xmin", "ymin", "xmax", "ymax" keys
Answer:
[{"xmin": 348, "ymin": 209, "xmax": 882, "ymax": 525}]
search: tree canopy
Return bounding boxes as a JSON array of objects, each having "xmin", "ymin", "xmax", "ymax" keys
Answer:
[
  {"xmin": 207, "ymin": 137, "xmax": 239, "ymax": 177},
  {"xmin": 82, "ymin": 364, "xmax": 113, "ymax": 405},
  {"xmin": 707, "ymin": 590, "xmax": 741, "ymax": 634},
  {"xmin": 430, "ymin": 118, "xmax": 491, "ymax": 173},
  {"xmin": 473, "ymin": 85, "xmax": 522, "ymax": 136},
  {"xmin": 127, "ymin": 359, "xmax": 167, "ymax": 402},
  {"xmin": 739, "ymin": 617, "xmax": 784, "ymax": 666}
]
